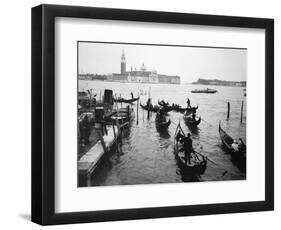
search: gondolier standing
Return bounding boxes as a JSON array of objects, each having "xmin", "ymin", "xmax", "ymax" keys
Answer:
[
  {"xmin": 187, "ymin": 98, "xmax": 191, "ymax": 108},
  {"xmin": 176, "ymin": 132, "xmax": 193, "ymax": 164}
]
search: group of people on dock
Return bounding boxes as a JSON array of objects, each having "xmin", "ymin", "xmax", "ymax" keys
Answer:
[{"xmin": 79, "ymin": 115, "xmax": 92, "ymax": 146}]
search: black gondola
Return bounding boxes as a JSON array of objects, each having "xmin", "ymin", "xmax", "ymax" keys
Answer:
[
  {"xmin": 156, "ymin": 119, "xmax": 171, "ymax": 129},
  {"xmin": 158, "ymin": 100, "xmax": 170, "ymax": 107},
  {"xmin": 174, "ymin": 123, "xmax": 207, "ymax": 175},
  {"xmin": 160, "ymin": 106, "xmax": 173, "ymax": 113},
  {"xmin": 172, "ymin": 103, "xmax": 198, "ymax": 113},
  {"xmin": 114, "ymin": 97, "xmax": 139, "ymax": 104},
  {"xmin": 140, "ymin": 103, "xmax": 159, "ymax": 112},
  {"xmin": 183, "ymin": 113, "xmax": 201, "ymax": 127},
  {"xmin": 155, "ymin": 114, "xmax": 171, "ymax": 129},
  {"xmin": 218, "ymin": 121, "xmax": 246, "ymax": 160},
  {"xmin": 140, "ymin": 102, "xmax": 173, "ymax": 114},
  {"xmin": 157, "ymin": 101, "xmax": 173, "ymax": 112}
]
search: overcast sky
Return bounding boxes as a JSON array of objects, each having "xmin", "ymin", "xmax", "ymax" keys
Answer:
[{"xmin": 78, "ymin": 42, "xmax": 246, "ymax": 84}]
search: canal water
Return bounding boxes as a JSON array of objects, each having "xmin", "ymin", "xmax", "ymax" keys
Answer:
[{"xmin": 79, "ymin": 81, "xmax": 246, "ymax": 186}]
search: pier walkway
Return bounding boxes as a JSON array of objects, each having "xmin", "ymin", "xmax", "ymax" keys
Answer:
[{"xmin": 78, "ymin": 125, "xmax": 119, "ymax": 177}]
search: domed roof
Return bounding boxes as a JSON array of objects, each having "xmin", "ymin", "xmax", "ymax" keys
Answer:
[{"xmin": 140, "ymin": 63, "xmax": 146, "ymax": 71}]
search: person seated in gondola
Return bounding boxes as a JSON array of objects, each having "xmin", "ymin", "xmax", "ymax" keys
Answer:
[
  {"xmin": 192, "ymin": 113, "xmax": 196, "ymax": 121},
  {"xmin": 231, "ymin": 140, "xmax": 239, "ymax": 152},
  {"xmin": 176, "ymin": 132, "xmax": 193, "ymax": 164},
  {"xmin": 238, "ymin": 138, "xmax": 246, "ymax": 151}
]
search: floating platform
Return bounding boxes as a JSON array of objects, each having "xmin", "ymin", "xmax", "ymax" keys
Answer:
[{"xmin": 78, "ymin": 125, "xmax": 119, "ymax": 177}]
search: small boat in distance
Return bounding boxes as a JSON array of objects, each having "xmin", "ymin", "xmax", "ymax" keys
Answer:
[{"xmin": 191, "ymin": 88, "xmax": 217, "ymax": 94}]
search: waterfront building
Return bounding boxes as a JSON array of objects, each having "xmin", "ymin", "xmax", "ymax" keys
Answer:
[{"xmin": 108, "ymin": 50, "xmax": 181, "ymax": 84}]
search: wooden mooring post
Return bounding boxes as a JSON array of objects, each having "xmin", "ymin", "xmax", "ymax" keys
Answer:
[
  {"xmin": 136, "ymin": 95, "xmax": 139, "ymax": 125},
  {"xmin": 127, "ymin": 105, "xmax": 130, "ymax": 121},
  {"xmin": 147, "ymin": 98, "xmax": 151, "ymax": 120},
  {"xmin": 240, "ymin": 101, "xmax": 244, "ymax": 123},
  {"xmin": 143, "ymin": 105, "xmax": 144, "ymax": 122},
  {"xmin": 227, "ymin": 101, "xmax": 230, "ymax": 120}
]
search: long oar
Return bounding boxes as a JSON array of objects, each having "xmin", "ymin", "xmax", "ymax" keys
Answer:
[
  {"xmin": 177, "ymin": 119, "xmax": 228, "ymax": 177},
  {"xmin": 195, "ymin": 150, "xmax": 228, "ymax": 176},
  {"xmin": 201, "ymin": 118, "xmax": 214, "ymax": 128}
]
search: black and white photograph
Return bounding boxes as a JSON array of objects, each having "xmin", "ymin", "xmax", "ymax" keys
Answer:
[
  {"xmin": 77, "ymin": 41, "xmax": 247, "ymax": 187},
  {"xmin": 29, "ymin": 3, "xmax": 274, "ymax": 226}
]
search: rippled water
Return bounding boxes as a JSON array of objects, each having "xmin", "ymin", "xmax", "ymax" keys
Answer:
[{"xmin": 79, "ymin": 81, "xmax": 246, "ymax": 186}]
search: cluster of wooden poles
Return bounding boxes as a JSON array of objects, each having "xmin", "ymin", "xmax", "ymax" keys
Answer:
[{"xmin": 227, "ymin": 101, "xmax": 244, "ymax": 123}]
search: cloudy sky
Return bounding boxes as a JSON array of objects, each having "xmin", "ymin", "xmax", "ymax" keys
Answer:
[{"xmin": 78, "ymin": 42, "xmax": 247, "ymax": 84}]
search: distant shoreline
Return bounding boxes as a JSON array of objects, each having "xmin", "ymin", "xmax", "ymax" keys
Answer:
[
  {"xmin": 78, "ymin": 79, "xmax": 247, "ymax": 88},
  {"xmin": 191, "ymin": 78, "xmax": 246, "ymax": 87},
  {"xmin": 78, "ymin": 79, "xmax": 180, "ymax": 85}
]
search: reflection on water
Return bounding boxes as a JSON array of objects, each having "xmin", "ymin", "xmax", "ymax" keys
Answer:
[{"xmin": 79, "ymin": 81, "xmax": 246, "ymax": 186}]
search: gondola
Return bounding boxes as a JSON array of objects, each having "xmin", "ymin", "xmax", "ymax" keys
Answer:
[
  {"xmin": 141, "ymin": 103, "xmax": 173, "ymax": 114},
  {"xmin": 218, "ymin": 121, "xmax": 246, "ymax": 160},
  {"xmin": 174, "ymin": 123, "xmax": 207, "ymax": 175},
  {"xmin": 183, "ymin": 113, "xmax": 201, "ymax": 127},
  {"xmin": 172, "ymin": 104, "xmax": 198, "ymax": 113},
  {"xmin": 155, "ymin": 117, "xmax": 171, "ymax": 129},
  {"xmin": 140, "ymin": 103, "xmax": 159, "ymax": 112},
  {"xmin": 114, "ymin": 97, "xmax": 139, "ymax": 103},
  {"xmin": 160, "ymin": 106, "xmax": 173, "ymax": 113},
  {"xmin": 157, "ymin": 100, "xmax": 173, "ymax": 113},
  {"xmin": 158, "ymin": 100, "xmax": 170, "ymax": 107}
]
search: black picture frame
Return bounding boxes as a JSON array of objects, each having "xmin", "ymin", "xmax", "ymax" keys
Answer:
[{"xmin": 31, "ymin": 4, "xmax": 274, "ymax": 225}]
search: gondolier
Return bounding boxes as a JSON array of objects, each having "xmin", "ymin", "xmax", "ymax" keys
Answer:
[
  {"xmin": 187, "ymin": 98, "xmax": 191, "ymax": 108},
  {"xmin": 174, "ymin": 123, "xmax": 207, "ymax": 175},
  {"xmin": 176, "ymin": 132, "xmax": 193, "ymax": 164},
  {"xmin": 146, "ymin": 98, "xmax": 151, "ymax": 107}
]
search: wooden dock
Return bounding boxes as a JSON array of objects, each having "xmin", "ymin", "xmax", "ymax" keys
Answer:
[
  {"xmin": 78, "ymin": 125, "xmax": 119, "ymax": 178},
  {"xmin": 78, "ymin": 104, "xmax": 134, "ymax": 186}
]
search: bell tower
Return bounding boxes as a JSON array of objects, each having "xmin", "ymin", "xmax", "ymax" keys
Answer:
[{"xmin": 121, "ymin": 49, "xmax": 126, "ymax": 74}]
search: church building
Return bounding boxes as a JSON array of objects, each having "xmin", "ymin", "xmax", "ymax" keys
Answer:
[{"xmin": 107, "ymin": 50, "xmax": 180, "ymax": 84}]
